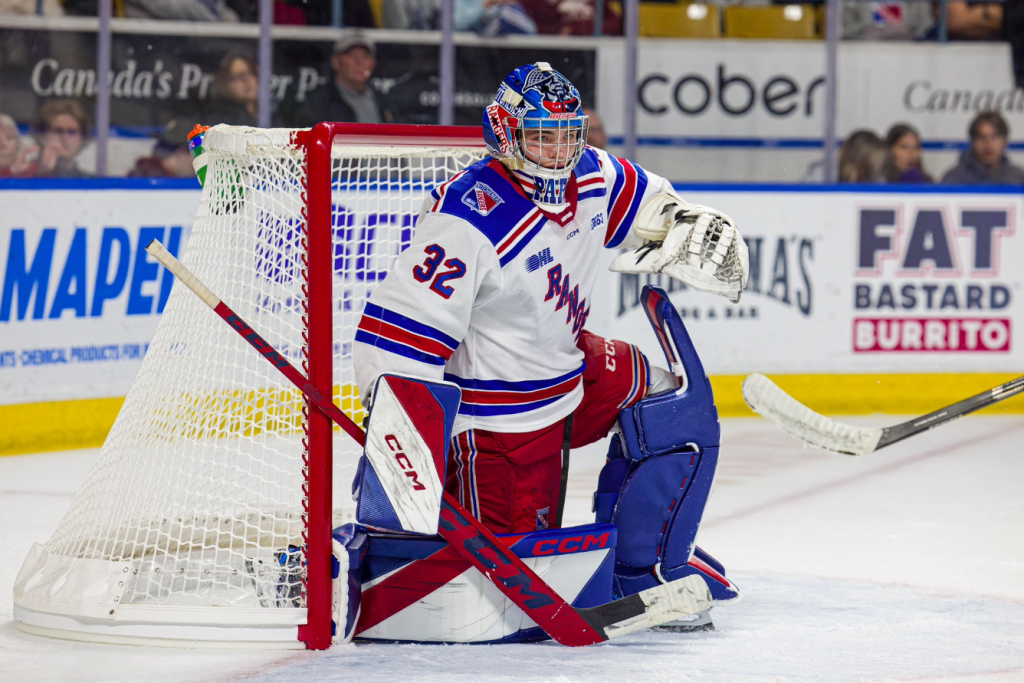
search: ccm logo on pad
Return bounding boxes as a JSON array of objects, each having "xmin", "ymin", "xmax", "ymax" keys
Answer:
[
  {"xmin": 385, "ymin": 435, "xmax": 426, "ymax": 491},
  {"xmin": 532, "ymin": 532, "xmax": 610, "ymax": 556}
]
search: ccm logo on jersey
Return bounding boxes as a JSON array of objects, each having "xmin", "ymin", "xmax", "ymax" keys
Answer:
[
  {"xmin": 462, "ymin": 181, "xmax": 504, "ymax": 216},
  {"xmin": 384, "ymin": 434, "xmax": 426, "ymax": 491},
  {"xmin": 531, "ymin": 532, "xmax": 611, "ymax": 555}
]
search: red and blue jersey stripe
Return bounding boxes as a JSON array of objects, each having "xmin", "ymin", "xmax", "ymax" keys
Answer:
[
  {"xmin": 444, "ymin": 365, "xmax": 585, "ymax": 417},
  {"xmin": 604, "ymin": 155, "xmax": 649, "ymax": 249},
  {"xmin": 575, "ymin": 150, "xmax": 607, "ymax": 202},
  {"xmin": 428, "ymin": 169, "xmax": 470, "ymax": 213},
  {"xmin": 495, "ymin": 208, "xmax": 546, "ymax": 267},
  {"xmin": 355, "ymin": 303, "xmax": 460, "ymax": 366},
  {"xmin": 576, "ymin": 172, "xmax": 606, "ymax": 202}
]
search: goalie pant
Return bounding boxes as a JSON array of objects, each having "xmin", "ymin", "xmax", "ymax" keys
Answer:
[{"xmin": 446, "ymin": 329, "xmax": 666, "ymax": 534}]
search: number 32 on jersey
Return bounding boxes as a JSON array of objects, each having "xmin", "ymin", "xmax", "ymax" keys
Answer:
[{"xmin": 413, "ymin": 245, "xmax": 466, "ymax": 300}]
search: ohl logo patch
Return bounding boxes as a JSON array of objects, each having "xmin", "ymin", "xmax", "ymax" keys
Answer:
[
  {"xmin": 524, "ymin": 247, "xmax": 553, "ymax": 273},
  {"xmin": 462, "ymin": 182, "xmax": 504, "ymax": 216}
]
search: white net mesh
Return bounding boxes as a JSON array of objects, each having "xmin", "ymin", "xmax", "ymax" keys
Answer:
[{"xmin": 42, "ymin": 125, "xmax": 486, "ymax": 616}]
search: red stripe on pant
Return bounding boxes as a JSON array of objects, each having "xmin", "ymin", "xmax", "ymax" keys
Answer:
[{"xmin": 442, "ymin": 332, "xmax": 655, "ymax": 534}]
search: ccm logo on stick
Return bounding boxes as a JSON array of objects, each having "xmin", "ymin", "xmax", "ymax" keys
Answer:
[
  {"xmin": 385, "ymin": 434, "xmax": 426, "ymax": 491},
  {"xmin": 532, "ymin": 532, "xmax": 611, "ymax": 556}
]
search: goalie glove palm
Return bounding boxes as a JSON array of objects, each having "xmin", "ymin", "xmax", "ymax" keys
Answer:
[{"xmin": 611, "ymin": 204, "xmax": 750, "ymax": 303}]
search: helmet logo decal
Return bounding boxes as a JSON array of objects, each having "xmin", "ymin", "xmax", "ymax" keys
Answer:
[
  {"xmin": 462, "ymin": 182, "xmax": 504, "ymax": 216},
  {"xmin": 486, "ymin": 103, "xmax": 517, "ymax": 156},
  {"xmin": 521, "ymin": 69, "xmax": 580, "ymax": 115}
]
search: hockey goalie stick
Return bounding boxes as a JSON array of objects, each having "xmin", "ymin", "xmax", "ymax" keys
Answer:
[
  {"xmin": 146, "ymin": 239, "xmax": 712, "ymax": 647},
  {"xmin": 742, "ymin": 373, "xmax": 1024, "ymax": 456}
]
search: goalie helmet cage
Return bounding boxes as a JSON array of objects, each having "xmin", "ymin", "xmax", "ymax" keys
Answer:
[{"xmin": 12, "ymin": 123, "xmax": 487, "ymax": 650}]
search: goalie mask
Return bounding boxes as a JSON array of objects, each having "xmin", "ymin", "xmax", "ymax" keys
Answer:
[{"xmin": 483, "ymin": 62, "xmax": 589, "ymax": 210}]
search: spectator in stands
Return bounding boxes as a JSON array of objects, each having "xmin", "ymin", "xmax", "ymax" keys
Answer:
[
  {"xmin": 946, "ymin": 1, "xmax": 1003, "ymax": 40},
  {"xmin": 339, "ymin": 0, "xmax": 380, "ymax": 26},
  {"xmin": 841, "ymin": 1, "xmax": 934, "ymax": 40},
  {"xmin": 838, "ymin": 129, "xmax": 886, "ymax": 183},
  {"xmin": 476, "ymin": 0, "xmax": 537, "ymax": 34},
  {"xmin": 128, "ymin": 119, "xmax": 197, "ymax": 178},
  {"xmin": 31, "ymin": 100, "xmax": 91, "ymax": 178},
  {"xmin": 942, "ymin": 111, "xmax": 1024, "ymax": 184},
  {"xmin": 125, "ymin": 0, "xmax": 239, "ymax": 20},
  {"xmin": 882, "ymin": 123, "xmax": 933, "ymax": 183},
  {"xmin": 583, "ymin": 108, "xmax": 607, "ymax": 149},
  {"xmin": 224, "ymin": 0, "xmax": 305, "ymax": 23},
  {"xmin": 518, "ymin": 0, "xmax": 621, "ymax": 35},
  {"xmin": 382, "ymin": 0, "xmax": 438, "ymax": 29},
  {"xmin": 297, "ymin": 35, "xmax": 393, "ymax": 126},
  {"xmin": 0, "ymin": 114, "xmax": 37, "ymax": 177},
  {"xmin": 207, "ymin": 53, "xmax": 260, "ymax": 126}
]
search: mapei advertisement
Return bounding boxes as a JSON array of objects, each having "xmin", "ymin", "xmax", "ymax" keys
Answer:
[
  {"xmin": 0, "ymin": 184, "xmax": 200, "ymax": 404},
  {"xmin": 595, "ymin": 187, "xmax": 1023, "ymax": 376}
]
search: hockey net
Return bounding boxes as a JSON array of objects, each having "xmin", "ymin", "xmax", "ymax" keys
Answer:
[{"xmin": 13, "ymin": 123, "xmax": 487, "ymax": 648}]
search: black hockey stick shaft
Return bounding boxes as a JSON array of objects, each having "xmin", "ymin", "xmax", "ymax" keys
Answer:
[
  {"xmin": 876, "ymin": 375, "xmax": 1024, "ymax": 450},
  {"xmin": 147, "ymin": 240, "xmax": 709, "ymax": 646},
  {"xmin": 555, "ymin": 413, "xmax": 573, "ymax": 528}
]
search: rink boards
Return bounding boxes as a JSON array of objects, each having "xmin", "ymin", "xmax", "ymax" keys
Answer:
[{"xmin": 1, "ymin": 179, "xmax": 1022, "ymax": 455}]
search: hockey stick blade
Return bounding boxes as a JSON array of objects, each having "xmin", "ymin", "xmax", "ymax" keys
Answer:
[
  {"xmin": 147, "ymin": 239, "xmax": 712, "ymax": 646},
  {"xmin": 742, "ymin": 373, "xmax": 1024, "ymax": 456},
  {"xmin": 578, "ymin": 574, "xmax": 713, "ymax": 640},
  {"xmin": 741, "ymin": 374, "xmax": 883, "ymax": 455}
]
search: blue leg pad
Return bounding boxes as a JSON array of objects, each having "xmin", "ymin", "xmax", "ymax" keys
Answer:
[{"xmin": 595, "ymin": 285, "xmax": 740, "ymax": 604}]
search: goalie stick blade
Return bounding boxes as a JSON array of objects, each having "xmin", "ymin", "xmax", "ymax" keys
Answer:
[
  {"xmin": 578, "ymin": 575, "xmax": 713, "ymax": 641},
  {"xmin": 741, "ymin": 374, "xmax": 883, "ymax": 456},
  {"xmin": 743, "ymin": 373, "xmax": 1024, "ymax": 456}
]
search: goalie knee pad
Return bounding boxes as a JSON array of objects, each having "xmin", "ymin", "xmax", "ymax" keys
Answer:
[
  {"xmin": 594, "ymin": 286, "xmax": 740, "ymax": 604},
  {"xmin": 354, "ymin": 374, "xmax": 460, "ymax": 535}
]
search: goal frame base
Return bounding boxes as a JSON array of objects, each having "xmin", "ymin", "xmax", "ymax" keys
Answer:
[{"xmin": 13, "ymin": 604, "xmax": 306, "ymax": 649}]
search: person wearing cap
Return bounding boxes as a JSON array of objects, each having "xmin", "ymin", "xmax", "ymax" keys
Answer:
[
  {"xmin": 128, "ymin": 119, "xmax": 197, "ymax": 178},
  {"xmin": 291, "ymin": 34, "xmax": 394, "ymax": 128}
]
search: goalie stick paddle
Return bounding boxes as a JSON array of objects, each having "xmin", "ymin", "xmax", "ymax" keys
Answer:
[
  {"xmin": 146, "ymin": 239, "xmax": 712, "ymax": 647},
  {"xmin": 742, "ymin": 373, "xmax": 1024, "ymax": 456}
]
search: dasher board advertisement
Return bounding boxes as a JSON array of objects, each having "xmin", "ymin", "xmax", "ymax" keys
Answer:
[
  {"xmin": 598, "ymin": 40, "xmax": 1024, "ymax": 145},
  {"xmin": 0, "ymin": 181, "xmax": 200, "ymax": 405},
  {"xmin": 595, "ymin": 186, "xmax": 1024, "ymax": 375}
]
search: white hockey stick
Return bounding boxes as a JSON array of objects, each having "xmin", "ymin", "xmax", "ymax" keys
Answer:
[{"xmin": 742, "ymin": 373, "xmax": 1024, "ymax": 456}]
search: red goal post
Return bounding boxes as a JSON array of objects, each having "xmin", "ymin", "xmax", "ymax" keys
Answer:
[
  {"xmin": 300, "ymin": 123, "xmax": 486, "ymax": 648},
  {"xmin": 12, "ymin": 123, "xmax": 487, "ymax": 650}
]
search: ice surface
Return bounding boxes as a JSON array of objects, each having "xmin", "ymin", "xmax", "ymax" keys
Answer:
[{"xmin": 3, "ymin": 415, "xmax": 1023, "ymax": 683}]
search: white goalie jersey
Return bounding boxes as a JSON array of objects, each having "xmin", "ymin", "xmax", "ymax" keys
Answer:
[{"xmin": 353, "ymin": 147, "xmax": 675, "ymax": 434}]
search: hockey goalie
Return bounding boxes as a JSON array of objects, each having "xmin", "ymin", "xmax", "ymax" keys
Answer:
[{"xmin": 334, "ymin": 62, "xmax": 748, "ymax": 644}]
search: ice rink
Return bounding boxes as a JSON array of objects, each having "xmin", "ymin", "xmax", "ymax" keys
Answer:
[{"xmin": 3, "ymin": 414, "xmax": 1023, "ymax": 683}]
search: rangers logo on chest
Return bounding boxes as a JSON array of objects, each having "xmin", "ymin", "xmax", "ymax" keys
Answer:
[{"xmin": 462, "ymin": 182, "xmax": 504, "ymax": 216}]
